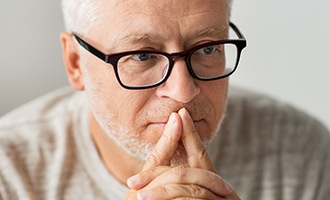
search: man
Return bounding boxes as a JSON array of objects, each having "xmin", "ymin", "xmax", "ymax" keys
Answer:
[{"xmin": 0, "ymin": 0, "xmax": 329, "ymax": 199}]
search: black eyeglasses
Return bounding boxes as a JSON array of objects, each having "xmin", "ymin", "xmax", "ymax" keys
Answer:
[{"xmin": 74, "ymin": 22, "xmax": 247, "ymax": 90}]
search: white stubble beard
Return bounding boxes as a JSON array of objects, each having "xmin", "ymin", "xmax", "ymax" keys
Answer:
[
  {"xmin": 81, "ymin": 60, "xmax": 155, "ymax": 161},
  {"xmin": 81, "ymin": 60, "xmax": 226, "ymax": 165}
]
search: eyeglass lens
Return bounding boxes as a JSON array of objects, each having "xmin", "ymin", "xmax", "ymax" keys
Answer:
[{"xmin": 117, "ymin": 43, "xmax": 238, "ymax": 87}]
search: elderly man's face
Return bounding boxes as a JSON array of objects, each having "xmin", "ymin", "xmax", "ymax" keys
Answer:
[{"xmin": 80, "ymin": 0, "xmax": 229, "ymax": 161}]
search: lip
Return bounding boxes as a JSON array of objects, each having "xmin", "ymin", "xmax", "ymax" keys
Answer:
[
  {"xmin": 149, "ymin": 122, "xmax": 167, "ymax": 128},
  {"xmin": 148, "ymin": 119, "xmax": 203, "ymax": 127}
]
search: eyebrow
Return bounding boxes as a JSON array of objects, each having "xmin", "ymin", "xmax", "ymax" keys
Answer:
[{"xmin": 115, "ymin": 26, "xmax": 228, "ymax": 49}]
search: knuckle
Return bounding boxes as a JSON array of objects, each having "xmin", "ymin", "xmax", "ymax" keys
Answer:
[
  {"xmin": 198, "ymin": 147, "xmax": 209, "ymax": 161},
  {"xmin": 147, "ymin": 149, "xmax": 163, "ymax": 166},
  {"xmin": 189, "ymin": 184, "xmax": 207, "ymax": 198},
  {"xmin": 158, "ymin": 185, "xmax": 171, "ymax": 196},
  {"xmin": 147, "ymin": 166, "xmax": 158, "ymax": 175}
]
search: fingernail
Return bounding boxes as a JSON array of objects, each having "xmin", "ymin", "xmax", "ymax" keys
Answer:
[
  {"xmin": 138, "ymin": 190, "xmax": 150, "ymax": 200},
  {"xmin": 178, "ymin": 108, "xmax": 191, "ymax": 120},
  {"xmin": 167, "ymin": 113, "xmax": 176, "ymax": 126},
  {"xmin": 224, "ymin": 181, "xmax": 233, "ymax": 194},
  {"xmin": 178, "ymin": 107, "xmax": 186, "ymax": 115},
  {"xmin": 127, "ymin": 174, "xmax": 140, "ymax": 188}
]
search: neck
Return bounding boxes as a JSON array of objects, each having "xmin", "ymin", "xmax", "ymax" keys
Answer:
[{"xmin": 89, "ymin": 113, "xmax": 144, "ymax": 185}]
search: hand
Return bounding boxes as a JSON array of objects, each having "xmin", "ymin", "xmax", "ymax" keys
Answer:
[{"xmin": 125, "ymin": 108, "xmax": 240, "ymax": 200}]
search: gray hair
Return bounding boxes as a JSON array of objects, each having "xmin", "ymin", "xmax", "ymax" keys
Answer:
[
  {"xmin": 61, "ymin": 0, "xmax": 101, "ymax": 36},
  {"xmin": 61, "ymin": 0, "xmax": 233, "ymax": 36}
]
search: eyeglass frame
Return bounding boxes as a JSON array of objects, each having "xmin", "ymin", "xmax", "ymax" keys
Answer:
[{"xmin": 73, "ymin": 22, "xmax": 247, "ymax": 90}]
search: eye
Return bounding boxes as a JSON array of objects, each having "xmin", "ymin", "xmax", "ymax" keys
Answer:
[
  {"xmin": 196, "ymin": 46, "xmax": 217, "ymax": 55},
  {"xmin": 132, "ymin": 53, "xmax": 152, "ymax": 61}
]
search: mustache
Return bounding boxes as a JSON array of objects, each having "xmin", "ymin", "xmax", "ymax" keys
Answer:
[{"xmin": 141, "ymin": 100, "xmax": 213, "ymax": 123}]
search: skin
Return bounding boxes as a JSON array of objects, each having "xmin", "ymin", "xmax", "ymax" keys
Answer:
[
  {"xmin": 61, "ymin": 0, "xmax": 240, "ymax": 199},
  {"xmin": 125, "ymin": 108, "xmax": 241, "ymax": 199}
]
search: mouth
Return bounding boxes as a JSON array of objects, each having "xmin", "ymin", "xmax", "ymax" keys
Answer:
[
  {"xmin": 143, "ymin": 118, "xmax": 210, "ymax": 146},
  {"xmin": 148, "ymin": 119, "xmax": 204, "ymax": 128}
]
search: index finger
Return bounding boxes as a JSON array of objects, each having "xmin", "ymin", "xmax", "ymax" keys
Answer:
[
  {"xmin": 142, "ymin": 112, "xmax": 182, "ymax": 170},
  {"xmin": 179, "ymin": 108, "xmax": 216, "ymax": 172}
]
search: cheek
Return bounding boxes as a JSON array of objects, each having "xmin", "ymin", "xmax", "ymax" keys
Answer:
[
  {"xmin": 113, "ymin": 91, "xmax": 147, "ymax": 124},
  {"xmin": 81, "ymin": 61, "xmax": 123, "ymax": 123},
  {"xmin": 204, "ymin": 79, "xmax": 228, "ymax": 127},
  {"xmin": 84, "ymin": 64, "xmax": 153, "ymax": 133}
]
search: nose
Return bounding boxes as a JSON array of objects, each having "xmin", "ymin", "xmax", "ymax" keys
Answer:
[{"xmin": 156, "ymin": 59, "xmax": 200, "ymax": 103}]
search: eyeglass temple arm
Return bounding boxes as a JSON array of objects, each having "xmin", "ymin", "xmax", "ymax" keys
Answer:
[
  {"xmin": 73, "ymin": 34, "xmax": 108, "ymax": 62},
  {"xmin": 229, "ymin": 22, "xmax": 246, "ymax": 40}
]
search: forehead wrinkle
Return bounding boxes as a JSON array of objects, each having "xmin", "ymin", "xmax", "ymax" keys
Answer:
[
  {"xmin": 122, "ymin": 34, "xmax": 150, "ymax": 44},
  {"xmin": 197, "ymin": 26, "xmax": 228, "ymax": 37},
  {"xmin": 115, "ymin": 32, "xmax": 168, "ymax": 49}
]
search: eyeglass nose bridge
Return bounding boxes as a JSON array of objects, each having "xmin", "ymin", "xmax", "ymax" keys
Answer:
[
  {"xmin": 167, "ymin": 51, "xmax": 190, "ymax": 62},
  {"xmin": 166, "ymin": 51, "xmax": 196, "ymax": 79}
]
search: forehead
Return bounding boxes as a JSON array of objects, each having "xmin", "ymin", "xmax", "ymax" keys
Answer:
[
  {"xmin": 111, "ymin": 0, "xmax": 228, "ymax": 17},
  {"xmin": 94, "ymin": 0, "xmax": 229, "ymax": 49},
  {"xmin": 99, "ymin": 0, "xmax": 228, "ymax": 25}
]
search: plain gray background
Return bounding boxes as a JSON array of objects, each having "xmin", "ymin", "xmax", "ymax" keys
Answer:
[{"xmin": 1, "ymin": 0, "xmax": 329, "ymax": 130}]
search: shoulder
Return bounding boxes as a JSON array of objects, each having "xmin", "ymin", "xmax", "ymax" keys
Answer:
[
  {"xmin": 211, "ymin": 86, "xmax": 330, "ymax": 199},
  {"xmin": 1, "ymin": 87, "xmax": 79, "ymax": 145},
  {"xmin": 0, "ymin": 86, "xmax": 87, "ymax": 164},
  {"xmin": 0, "ymin": 86, "xmax": 82, "ymax": 129},
  {"xmin": 0, "ymin": 86, "xmax": 88, "ymax": 148},
  {"xmin": 0, "ymin": 85, "xmax": 86, "ymax": 150},
  {"xmin": 226, "ymin": 86, "xmax": 329, "ymax": 138},
  {"xmin": 0, "ymin": 87, "xmax": 89, "ymax": 197},
  {"xmin": 217, "ymin": 86, "xmax": 330, "ymax": 199},
  {"xmin": 224, "ymin": 86, "xmax": 330, "ymax": 156}
]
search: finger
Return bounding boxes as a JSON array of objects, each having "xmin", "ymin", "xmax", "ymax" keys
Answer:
[
  {"xmin": 127, "ymin": 166, "xmax": 171, "ymax": 190},
  {"xmin": 178, "ymin": 108, "xmax": 215, "ymax": 171},
  {"xmin": 137, "ymin": 184, "xmax": 222, "ymax": 200},
  {"xmin": 125, "ymin": 189, "xmax": 138, "ymax": 200},
  {"xmin": 226, "ymin": 191, "xmax": 241, "ymax": 200},
  {"xmin": 142, "ymin": 112, "xmax": 182, "ymax": 170},
  {"xmin": 143, "ymin": 166, "xmax": 233, "ymax": 197}
]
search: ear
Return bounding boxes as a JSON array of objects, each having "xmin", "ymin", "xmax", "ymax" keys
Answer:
[{"xmin": 60, "ymin": 32, "xmax": 85, "ymax": 91}]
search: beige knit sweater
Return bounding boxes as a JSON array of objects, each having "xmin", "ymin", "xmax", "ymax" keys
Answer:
[{"xmin": 0, "ymin": 86, "xmax": 329, "ymax": 200}]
